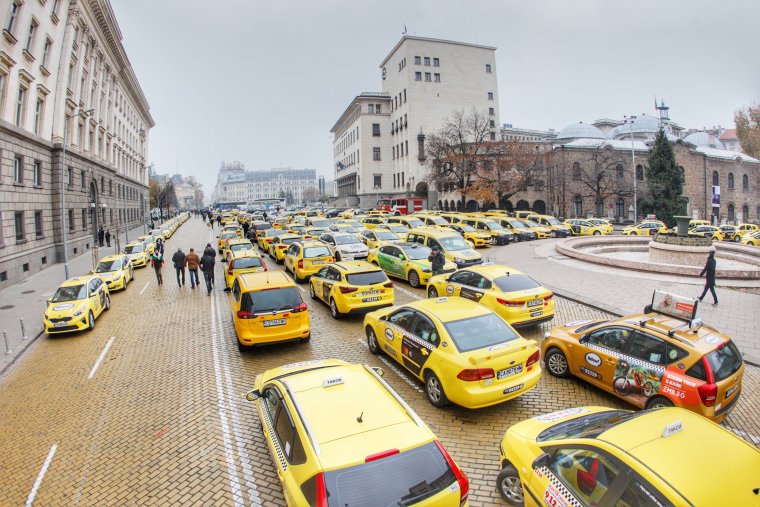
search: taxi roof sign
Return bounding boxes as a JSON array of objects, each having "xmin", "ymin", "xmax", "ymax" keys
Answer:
[
  {"xmin": 322, "ymin": 376, "xmax": 344, "ymax": 388},
  {"xmin": 648, "ymin": 290, "xmax": 698, "ymax": 322},
  {"xmin": 661, "ymin": 420, "xmax": 683, "ymax": 438},
  {"xmin": 435, "ymin": 297, "xmax": 448, "ymax": 303}
]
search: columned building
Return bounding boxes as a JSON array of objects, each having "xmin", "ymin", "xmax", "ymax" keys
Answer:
[
  {"xmin": 0, "ymin": 0, "xmax": 154, "ymax": 285},
  {"xmin": 212, "ymin": 161, "xmax": 317, "ymax": 207}
]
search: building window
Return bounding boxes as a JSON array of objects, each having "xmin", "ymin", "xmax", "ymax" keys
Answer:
[
  {"xmin": 616, "ymin": 198, "xmax": 625, "ymax": 218},
  {"xmin": 34, "ymin": 97, "xmax": 44, "ymax": 135},
  {"xmin": 14, "ymin": 211, "xmax": 25, "ymax": 241},
  {"xmin": 34, "ymin": 211, "xmax": 43, "ymax": 238},
  {"xmin": 490, "ymin": 132, "xmax": 496, "ymax": 140},
  {"xmin": 13, "ymin": 155, "xmax": 23, "ymax": 184},
  {"xmin": 727, "ymin": 204, "xmax": 735, "ymax": 222},
  {"xmin": 414, "ymin": 56, "xmax": 421, "ymax": 65},
  {"xmin": 403, "ymin": 89, "xmax": 406, "ymax": 103},
  {"xmin": 712, "ymin": 171, "xmax": 719, "ymax": 186},
  {"xmin": 15, "ymin": 86, "xmax": 27, "ymax": 127},
  {"xmin": 728, "ymin": 172, "xmax": 734, "ymax": 189},
  {"xmin": 373, "ymin": 147, "xmax": 381, "ymax": 161},
  {"xmin": 424, "ymin": 57, "xmax": 430, "ymax": 66},
  {"xmin": 616, "ymin": 164, "xmax": 624, "ymax": 179},
  {"xmin": 42, "ymin": 38, "xmax": 52, "ymax": 68},
  {"xmin": 372, "ymin": 123, "xmax": 380, "ymax": 136},
  {"xmin": 743, "ymin": 174, "xmax": 749, "ymax": 190},
  {"xmin": 375, "ymin": 103, "xmax": 381, "ymax": 113},
  {"xmin": 424, "ymin": 72, "xmax": 431, "ymax": 82},
  {"xmin": 742, "ymin": 204, "xmax": 749, "ymax": 221},
  {"xmin": 487, "ymin": 92, "xmax": 494, "ymax": 100},
  {"xmin": 489, "ymin": 120, "xmax": 495, "ymax": 128},
  {"xmin": 433, "ymin": 58, "xmax": 439, "ymax": 67},
  {"xmin": 373, "ymin": 175, "xmax": 382, "ymax": 188},
  {"xmin": 434, "ymin": 73, "xmax": 441, "ymax": 82},
  {"xmin": 33, "ymin": 160, "xmax": 42, "ymax": 186},
  {"xmin": 489, "ymin": 107, "xmax": 495, "ymax": 116},
  {"xmin": 109, "ymin": 179, "xmax": 113, "ymax": 194},
  {"xmin": 81, "ymin": 170, "xmax": 86, "ymax": 189},
  {"xmin": 415, "ymin": 72, "xmax": 422, "ymax": 81},
  {"xmin": 636, "ymin": 165, "xmax": 644, "ymax": 181},
  {"xmin": 7, "ymin": 1, "xmax": 21, "ymax": 34},
  {"xmin": 67, "ymin": 166, "xmax": 73, "ymax": 186},
  {"xmin": 678, "ymin": 166, "xmax": 685, "ymax": 183},
  {"xmin": 573, "ymin": 196, "xmax": 583, "ymax": 217},
  {"xmin": 486, "ymin": 64, "xmax": 492, "ymax": 73},
  {"xmin": 0, "ymin": 73, "xmax": 5, "ymax": 116},
  {"xmin": 368, "ymin": 104, "xmax": 375, "ymax": 114},
  {"xmin": 25, "ymin": 19, "xmax": 38, "ymax": 52},
  {"xmin": 572, "ymin": 162, "xmax": 581, "ymax": 180}
]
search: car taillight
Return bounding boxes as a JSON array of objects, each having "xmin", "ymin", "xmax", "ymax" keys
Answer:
[
  {"xmin": 327, "ymin": 257, "xmax": 334, "ymax": 262},
  {"xmin": 262, "ymin": 260, "xmax": 268, "ymax": 271},
  {"xmin": 457, "ymin": 368, "xmax": 494, "ymax": 381},
  {"xmin": 544, "ymin": 293, "xmax": 554, "ymax": 305},
  {"xmin": 383, "ymin": 281, "xmax": 394, "ymax": 288},
  {"xmin": 298, "ymin": 259, "xmax": 304, "ymax": 269},
  {"xmin": 292, "ymin": 303, "xmax": 308, "ymax": 313},
  {"xmin": 496, "ymin": 298, "xmax": 523, "ymax": 307},
  {"xmin": 365, "ymin": 448, "xmax": 399, "ymax": 462},
  {"xmin": 236, "ymin": 310, "xmax": 253, "ymax": 319},
  {"xmin": 340, "ymin": 286, "xmax": 358, "ymax": 294},
  {"xmin": 228, "ymin": 265, "xmax": 234, "ymax": 275},
  {"xmin": 526, "ymin": 350, "xmax": 540, "ymax": 369},
  {"xmin": 315, "ymin": 472, "xmax": 328, "ymax": 507},
  {"xmin": 277, "ymin": 245, "xmax": 287, "ymax": 249},
  {"xmin": 698, "ymin": 382, "xmax": 718, "ymax": 407},
  {"xmin": 434, "ymin": 440, "xmax": 468, "ymax": 506}
]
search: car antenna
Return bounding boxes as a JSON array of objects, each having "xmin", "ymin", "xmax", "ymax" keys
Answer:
[{"xmin": 356, "ymin": 411, "xmax": 363, "ymax": 423}]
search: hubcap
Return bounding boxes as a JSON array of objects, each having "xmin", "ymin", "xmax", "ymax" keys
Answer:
[
  {"xmin": 331, "ymin": 301, "xmax": 337, "ymax": 315},
  {"xmin": 501, "ymin": 476, "xmax": 524, "ymax": 503},
  {"xmin": 548, "ymin": 353, "xmax": 567, "ymax": 374},
  {"xmin": 428, "ymin": 288, "xmax": 437, "ymax": 298},
  {"xmin": 369, "ymin": 331, "xmax": 377, "ymax": 350},
  {"xmin": 410, "ymin": 273, "xmax": 419, "ymax": 287},
  {"xmin": 427, "ymin": 376, "xmax": 441, "ymax": 401}
]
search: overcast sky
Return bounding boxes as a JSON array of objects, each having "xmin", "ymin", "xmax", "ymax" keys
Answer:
[{"xmin": 111, "ymin": 0, "xmax": 759, "ymax": 195}]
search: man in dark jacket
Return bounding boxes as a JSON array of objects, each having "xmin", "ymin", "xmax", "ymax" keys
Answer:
[
  {"xmin": 172, "ymin": 247, "xmax": 186, "ymax": 287},
  {"xmin": 242, "ymin": 221, "xmax": 250, "ymax": 238},
  {"xmin": 428, "ymin": 245, "xmax": 446, "ymax": 276},
  {"xmin": 698, "ymin": 250, "xmax": 718, "ymax": 306},
  {"xmin": 98, "ymin": 226, "xmax": 105, "ymax": 247},
  {"xmin": 200, "ymin": 251, "xmax": 216, "ymax": 295}
]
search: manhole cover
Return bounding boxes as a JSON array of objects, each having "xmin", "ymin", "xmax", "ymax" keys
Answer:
[
  {"xmin": 0, "ymin": 305, "xmax": 15, "ymax": 310},
  {"xmin": 22, "ymin": 290, "xmax": 35, "ymax": 294}
]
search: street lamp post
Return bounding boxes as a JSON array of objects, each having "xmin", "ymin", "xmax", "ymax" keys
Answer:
[
  {"xmin": 625, "ymin": 115, "xmax": 637, "ymax": 222},
  {"xmin": 60, "ymin": 109, "xmax": 94, "ymax": 279}
]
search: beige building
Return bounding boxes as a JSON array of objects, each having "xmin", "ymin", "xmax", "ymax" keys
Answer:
[
  {"xmin": 212, "ymin": 162, "xmax": 317, "ymax": 207},
  {"xmin": 0, "ymin": 0, "xmax": 154, "ymax": 285}
]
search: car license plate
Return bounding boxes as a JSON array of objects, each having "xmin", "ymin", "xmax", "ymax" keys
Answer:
[
  {"xmin": 527, "ymin": 299, "xmax": 542, "ymax": 307},
  {"xmin": 263, "ymin": 319, "xmax": 287, "ymax": 327},
  {"xmin": 362, "ymin": 290, "xmax": 380, "ymax": 296},
  {"xmin": 726, "ymin": 384, "xmax": 739, "ymax": 399},
  {"xmin": 497, "ymin": 365, "xmax": 523, "ymax": 379},
  {"xmin": 363, "ymin": 296, "xmax": 381, "ymax": 302},
  {"xmin": 54, "ymin": 322, "xmax": 67, "ymax": 328},
  {"xmin": 530, "ymin": 310, "xmax": 543, "ymax": 317},
  {"xmin": 311, "ymin": 260, "xmax": 324, "ymax": 265}
]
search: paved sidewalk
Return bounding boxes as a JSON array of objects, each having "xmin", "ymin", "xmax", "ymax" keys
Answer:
[
  {"xmin": 489, "ymin": 239, "xmax": 760, "ymax": 365},
  {"xmin": 0, "ymin": 223, "xmax": 154, "ymax": 375}
]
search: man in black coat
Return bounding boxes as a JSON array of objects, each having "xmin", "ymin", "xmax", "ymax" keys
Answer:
[
  {"xmin": 200, "ymin": 251, "xmax": 216, "ymax": 295},
  {"xmin": 698, "ymin": 250, "xmax": 718, "ymax": 306},
  {"xmin": 172, "ymin": 248, "xmax": 186, "ymax": 287},
  {"xmin": 428, "ymin": 245, "xmax": 446, "ymax": 276}
]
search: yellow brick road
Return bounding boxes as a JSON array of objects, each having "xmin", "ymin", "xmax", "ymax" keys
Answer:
[{"xmin": 0, "ymin": 217, "xmax": 757, "ymax": 506}]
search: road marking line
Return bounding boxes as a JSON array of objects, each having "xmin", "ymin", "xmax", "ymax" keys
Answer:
[
  {"xmin": 727, "ymin": 426, "xmax": 760, "ymax": 445},
  {"xmin": 25, "ymin": 444, "xmax": 57, "ymax": 507},
  {"xmin": 87, "ymin": 337, "xmax": 115, "ymax": 379},
  {"xmin": 357, "ymin": 339, "xmax": 424, "ymax": 392},
  {"xmin": 139, "ymin": 282, "xmax": 150, "ymax": 295},
  {"xmin": 394, "ymin": 285, "xmax": 422, "ymax": 301}
]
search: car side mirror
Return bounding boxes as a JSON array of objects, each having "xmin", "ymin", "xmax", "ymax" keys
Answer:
[
  {"xmin": 532, "ymin": 452, "xmax": 550, "ymax": 470},
  {"xmin": 245, "ymin": 390, "xmax": 261, "ymax": 401},
  {"xmin": 371, "ymin": 366, "xmax": 384, "ymax": 377},
  {"xmin": 398, "ymin": 254, "xmax": 405, "ymax": 260},
  {"xmin": 46, "ymin": 298, "xmax": 52, "ymax": 304}
]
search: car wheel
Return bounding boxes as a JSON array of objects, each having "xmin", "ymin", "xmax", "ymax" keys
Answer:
[
  {"xmin": 424, "ymin": 371, "xmax": 449, "ymax": 407},
  {"xmin": 366, "ymin": 326, "xmax": 380, "ymax": 355},
  {"xmin": 497, "ymin": 464, "xmax": 525, "ymax": 506},
  {"xmin": 646, "ymin": 396, "xmax": 674, "ymax": 410},
  {"xmin": 294, "ymin": 273, "xmax": 304, "ymax": 284},
  {"xmin": 330, "ymin": 298, "xmax": 342, "ymax": 319},
  {"xmin": 276, "ymin": 257, "xmax": 283, "ymax": 265},
  {"xmin": 300, "ymin": 334, "xmax": 311, "ymax": 343},
  {"xmin": 513, "ymin": 235, "xmax": 521, "ymax": 243},
  {"xmin": 408, "ymin": 270, "xmax": 421, "ymax": 288},
  {"xmin": 734, "ymin": 236, "xmax": 741, "ymax": 242},
  {"xmin": 104, "ymin": 294, "xmax": 111, "ymax": 311},
  {"xmin": 237, "ymin": 339, "xmax": 251, "ymax": 353},
  {"xmin": 88, "ymin": 311, "xmax": 95, "ymax": 331},
  {"xmin": 593, "ymin": 230, "xmax": 601, "ymax": 235},
  {"xmin": 427, "ymin": 286, "xmax": 438, "ymax": 298},
  {"xmin": 309, "ymin": 282, "xmax": 318, "ymax": 300},
  {"xmin": 545, "ymin": 348, "xmax": 570, "ymax": 378},
  {"xmin": 631, "ymin": 231, "xmax": 638, "ymax": 235},
  {"xmin": 550, "ymin": 231, "xmax": 556, "ymax": 238}
]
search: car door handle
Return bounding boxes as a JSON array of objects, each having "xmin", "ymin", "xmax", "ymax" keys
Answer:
[{"xmin": 421, "ymin": 349, "xmax": 429, "ymax": 356}]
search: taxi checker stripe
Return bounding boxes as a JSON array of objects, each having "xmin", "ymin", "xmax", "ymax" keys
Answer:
[
  {"xmin": 258, "ymin": 399, "xmax": 288, "ymax": 472},
  {"xmin": 540, "ymin": 466, "xmax": 584, "ymax": 507},
  {"xmin": 385, "ymin": 322, "xmax": 435, "ymax": 351},
  {"xmin": 585, "ymin": 343, "xmax": 666, "ymax": 374}
]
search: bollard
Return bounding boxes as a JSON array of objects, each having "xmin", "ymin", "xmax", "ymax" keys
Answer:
[
  {"xmin": 20, "ymin": 318, "xmax": 27, "ymax": 340},
  {"xmin": 3, "ymin": 330, "xmax": 11, "ymax": 355}
]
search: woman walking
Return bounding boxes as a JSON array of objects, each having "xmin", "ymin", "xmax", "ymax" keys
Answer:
[
  {"xmin": 698, "ymin": 250, "xmax": 718, "ymax": 306},
  {"xmin": 151, "ymin": 249, "xmax": 164, "ymax": 285}
]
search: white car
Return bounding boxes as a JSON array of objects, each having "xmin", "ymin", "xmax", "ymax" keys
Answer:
[{"xmin": 318, "ymin": 232, "xmax": 369, "ymax": 261}]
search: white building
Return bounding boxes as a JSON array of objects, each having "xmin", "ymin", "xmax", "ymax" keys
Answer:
[
  {"xmin": 0, "ymin": 0, "xmax": 154, "ymax": 285},
  {"xmin": 331, "ymin": 36, "xmax": 500, "ymax": 208},
  {"xmin": 212, "ymin": 162, "xmax": 317, "ymax": 206}
]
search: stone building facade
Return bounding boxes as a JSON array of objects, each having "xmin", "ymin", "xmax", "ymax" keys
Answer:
[
  {"xmin": 212, "ymin": 162, "xmax": 317, "ymax": 206},
  {"xmin": 0, "ymin": 0, "xmax": 154, "ymax": 285}
]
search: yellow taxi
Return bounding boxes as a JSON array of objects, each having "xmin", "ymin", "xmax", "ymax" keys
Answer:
[
  {"xmin": 513, "ymin": 210, "xmax": 534, "ymax": 219},
  {"xmin": 221, "ymin": 223, "xmax": 243, "ymax": 238},
  {"xmin": 266, "ymin": 234, "xmax": 303, "ymax": 263},
  {"xmin": 719, "ymin": 224, "xmax": 742, "ymax": 241},
  {"xmin": 740, "ymin": 230, "xmax": 760, "ymax": 246},
  {"xmin": 387, "ymin": 215, "xmax": 426, "ymax": 230},
  {"xmin": 229, "ymin": 271, "xmax": 310, "ymax": 351},
  {"xmin": 439, "ymin": 212, "xmax": 466, "ymax": 224},
  {"xmin": 360, "ymin": 216, "xmax": 387, "ymax": 230},
  {"xmin": 527, "ymin": 214, "xmax": 572, "ymax": 238},
  {"xmin": 256, "ymin": 228, "xmax": 287, "ymax": 251},
  {"xmin": 458, "ymin": 217, "xmax": 514, "ymax": 245},
  {"xmin": 302, "ymin": 226, "xmax": 329, "ymax": 240},
  {"xmin": 375, "ymin": 222, "xmax": 410, "ymax": 235},
  {"xmin": 160, "ymin": 225, "xmax": 172, "ymax": 240},
  {"xmin": 542, "ymin": 290, "xmax": 744, "ymax": 422},
  {"xmin": 284, "ymin": 240, "xmax": 334, "ymax": 283},
  {"xmin": 368, "ymin": 242, "xmax": 457, "ymax": 288},
  {"xmin": 622, "ymin": 220, "xmax": 667, "ymax": 236},
  {"xmin": 360, "ymin": 229, "xmax": 403, "ymax": 250},
  {"xmin": 492, "ymin": 216, "xmax": 538, "ymax": 242},
  {"xmin": 309, "ymin": 261, "xmax": 394, "ymax": 319},
  {"xmin": 137, "ymin": 235, "xmax": 156, "ymax": 254},
  {"xmin": 245, "ymin": 359, "xmax": 470, "ymax": 507},
  {"xmin": 286, "ymin": 224, "xmax": 308, "ymax": 237},
  {"xmin": 427, "ymin": 264, "xmax": 555, "ymax": 328},
  {"xmin": 416, "ymin": 214, "xmax": 452, "ymax": 228},
  {"xmin": 364, "ymin": 297, "xmax": 541, "ymax": 409},
  {"xmin": 443, "ymin": 223, "xmax": 491, "ymax": 247},
  {"xmin": 689, "ymin": 219, "xmax": 711, "ymax": 228},
  {"xmin": 495, "ymin": 406, "xmax": 760, "ymax": 507},
  {"xmin": 123, "ymin": 241, "xmax": 149, "ymax": 267},
  {"xmin": 223, "ymin": 238, "xmax": 255, "ymax": 263},
  {"xmin": 563, "ymin": 218, "xmax": 607, "ymax": 236},
  {"xmin": 688, "ymin": 225, "xmax": 725, "ymax": 241},
  {"xmin": 405, "ymin": 228, "xmax": 482, "ymax": 268},
  {"xmin": 44, "ymin": 276, "xmax": 110, "ymax": 334},
  {"xmin": 517, "ymin": 219, "xmax": 551, "ymax": 239},
  {"xmin": 271, "ymin": 217, "xmax": 290, "ymax": 229},
  {"xmin": 217, "ymin": 231, "xmax": 239, "ymax": 254},
  {"xmin": 92, "ymin": 254, "xmax": 134, "ymax": 291},
  {"xmin": 224, "ymin": 251, "xmax": 267, "ymax": 289},
  {"xmin": 220, "ymin": 212, "xmax": 234, "ymax": 225},
  {"xmin": 587, "ymin": 218, "xmax": 614, "ymax": 234},
  {"xmin": 328, "ymin": 223, "xmax": 362, "ymax": 238},
  {"xmin": 737, "ymin": 222, "xmax": 759, "ymax": 236}
]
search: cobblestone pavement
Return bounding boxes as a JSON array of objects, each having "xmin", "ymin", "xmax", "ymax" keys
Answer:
[{"xmin": 0, "ymin": 219, "xmax": 757, "ymax": 506}]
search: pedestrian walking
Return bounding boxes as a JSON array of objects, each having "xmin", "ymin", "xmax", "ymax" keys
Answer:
[
  {"xmin": 428, "ymin": 245, "xmax": 446, "ymax": 276},
  {"xmin": 98, "ymin": 226, "xmax": 105, "ymax": 247},
  {"xmin": 698, "ymin": 250, "xmax": 718, "ymax": 306},
  {"xmin": 216, "ymin": 215, "xmax": 222, "ymax": 226},
  {"xmin": 155, "ymin": 237, "xmax": 165, "ymax": 256},
  {"xmin": 105, "ymin": 229, "xmax": 111, "ymax": 247},
  {"xmin": 172, "ymin": 247, "xmax": 186, "ymax": 287},
  {"xmin": 203, "ymin": 243, "xmax": 217, "ymax": 286},
  {"xmin": 185, "ymin": 248, "xmax": 201, "ymax": 289},
  {"xmin": 200, "ymin": 250, "xmax": 216, "ymax": 295},
  {"xmin": 242, "ymin": 221, "xmax": 250, "ymax": 237},
  {"xmin": 150, "ymin": 249, "xmax": 164, "ymax": 285},
  {"xmin": 245, "ymin": 227, "xmax": 256, "ymax": 242}
]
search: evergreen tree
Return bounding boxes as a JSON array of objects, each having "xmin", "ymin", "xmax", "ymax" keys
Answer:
[{"xmin": 641, "ymin": 128, "xmax": 685, "ymax": 226}]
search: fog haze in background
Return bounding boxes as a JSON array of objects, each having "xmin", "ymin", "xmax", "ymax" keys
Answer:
[{"xmin": 111, "ymin": 0, "xmax": 760, "ymax": 196}]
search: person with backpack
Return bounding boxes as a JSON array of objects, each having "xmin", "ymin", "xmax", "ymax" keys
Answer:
[{"xmin": 150, "ymin": 249, "xmax": 164, "ymax": 285}]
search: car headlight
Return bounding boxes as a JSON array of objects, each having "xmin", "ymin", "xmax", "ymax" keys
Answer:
[
  {"xmin": 73, "ymin": 306, "xmax": 85, "ymax": 317},
  {"xmin": 422, "ymin": 268, "xmax": 432, "ymax": 273},
  {"xmin": 455, "ymin": 258, "xmax": 466, "ymax": 264}
]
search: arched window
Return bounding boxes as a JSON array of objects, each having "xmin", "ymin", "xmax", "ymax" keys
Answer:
[
  {"xmin": 743, "ymin": 174, "xmax": 749, "ymax": 190},
  {"xmin": 572, "ymin": 162, "xmax": 581, "ymax": 180},
  {"xmin": 616, "ymin": 198, "xmax": 625, "ymax": 218},
  {"xmin": 742, "ymin": 205, "xmax": 749, "ymax": 222},
  {"xmin": 728, "ymin": 173, "xmax": 734, "ymax": 189},
  {"xmin": 678, "ymin": 166, "xmax": 685, "ymax": 183},
  {"xmin": 636, "ymin": 165, "xmax": 644, "ymax": 181},
  {"xmin": 516, "ymin": 200, "xmax": 529, "ymax": 210},
  {"xmin": 727, "ymin": 204, "xmax": 735, "ymax": 222},
  {"xmin": 616, "ymin": 164, "xmax": 624, "ymax": 179},
  {"xmin": 712, "ymin": 171, "xmax": 719, "ymax": 186},
  {"xmin": 595, "ymin": 198, "xmax": 604, "ymax": 217},
  {"xmin": 573, "ymin": 195, "xmax": 583, "ymax": 217}
]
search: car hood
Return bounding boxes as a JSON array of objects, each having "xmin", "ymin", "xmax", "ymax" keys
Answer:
[
  {"xmin": 448, "ymin": 249, "xmax": 480, "ymax": 261},
  {"xmin": 46, "ymin": 302, "xmax": 87, "ymax": 318}
]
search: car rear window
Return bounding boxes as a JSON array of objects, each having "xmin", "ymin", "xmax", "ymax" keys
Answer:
[
  {"xmin": 320, "ymin": 442, "xmax": 455, "ymax": 507},
  {"xmin": 706, "ymin": 341, "xmax": 743, "ymax": 382},
  {"xmin": 346, "ymin": 271, "xmax": 388, "ymax": 286},
  {"xmin": 254, "ymin": 223, "xmax": 272, "ymax": 231},
  {"xmin": 304, "ymin": 246, "xmax": 331, "ymax": 258},
  {"xmin": 242, "ymin": 287, "xmax": 301, "ymax": 314},
  {"xmin": 336, "ymin": 235, "xmax": 360, "ymax": 245},
  {"xmin": 405, "ymin": 219, "xmax": 424, "ymax": 228},
  {"xmin": 493, "ymin": 274, "xmax": 541, "ymax": 293},
  {"xmin": 124, "ymin": 244, "xmax": 143, "ymax": 253},
  {"xmin": 95, "ymin": 260, "xmax": 120, "ymax": 272},
  {"xmin": 231, "ymin": 257, "xmax": 263, "ymax": 270},
  {"xmin": 230, "ymin": 243, "xmax": 252, "ymax": 251},
  {"xmin": 444, "ymin": 313, "xmax": 519, "ymax": 352}
]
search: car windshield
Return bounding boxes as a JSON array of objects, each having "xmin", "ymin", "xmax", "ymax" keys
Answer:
[
  {"xmin": 336, "ymin": 235, "xmax": 360, "ymax": 245},
  {"xmin": 230, "ymin": 243, "xmax": 252, "ymax": 251},
  {"xmin": 339, "ymin": 226, "xmax": 358, "ymax": 233},
  {"xmin": 375, "ymin": 231, "xmax": 399, "ymax": 240},
  {"xmin": 458, "ymin": 225, "xmax": 476, "ymax": 232},
  {"xmin": 124, "ymin": 245, "xmax": 143, "ymax": 254},
  {"xmin": 522, "ymin": 220, "xmax": 539, "ymax": 227},
  {"xmin": 231, "ymin": 257, "xmax": 263, "ymax": 270},
  {"xmin": 444, "ymin": 313, "xmax": 519, "ymax": 352},
  {"xmin": 484, "ymin": 221, "xmax": 505, "ymax": 230},
  {"xmin": 706, "ymin": 341, "xmax": 743, "ymax": 382},
  {"xmin": 402, "ymin": 245, "xmax": 431, "ymax": 260},
  {"xmin": 321, "ymin": 441, "xmax": 455, "ymax": 507},
  {"xmin": 493, "ymin": 274, "xmax": 541, "ymax": 293},
  {"xmin": 242, "ymin": 287, "xmax": 301, "ymax": 314},
  {"xmin": 536, "ymin": 410, "xmax": 644, "ymax": 442},
  {"xmin": 546, "ymin": 218, "xmax": 562, "ymax": 225},
  {"xmin": 95, "ymin": 260, "xmax": 121, "ymax": 273},
  {"xmin": 389, "ymin": 225, "xmax": 409, "ymax": 232},
  {"xmin": 304, "ymin": 246, "xmax": 331, "ymax": 258},
  {"xmin": 222, "ymin": 233, "xmax": 237, "ymax": 239},
  {"xmin": 405, "ymin": 219, "xmax": 424, "ymax": 228},
  {"xmin": 52, "ymin": 284, "xmax": 87, "ymax": 302},
  {"xmin": 428, "ymin": 217, "xmax": 447, "ymax": 225},
  {"xmin": 346, "ymin": 271, "xmax": 388, "ymax": 286},
  {"xmin": 310, "ymin": 219, "xmax": 330, "ymax": 227},
  {"xmin": 439, "ymin": 236, "xmax": 469, "ymax": 251},
  {"xmin": 505, "ymin": 219, "xmax": 524, "ymax": 228}
]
